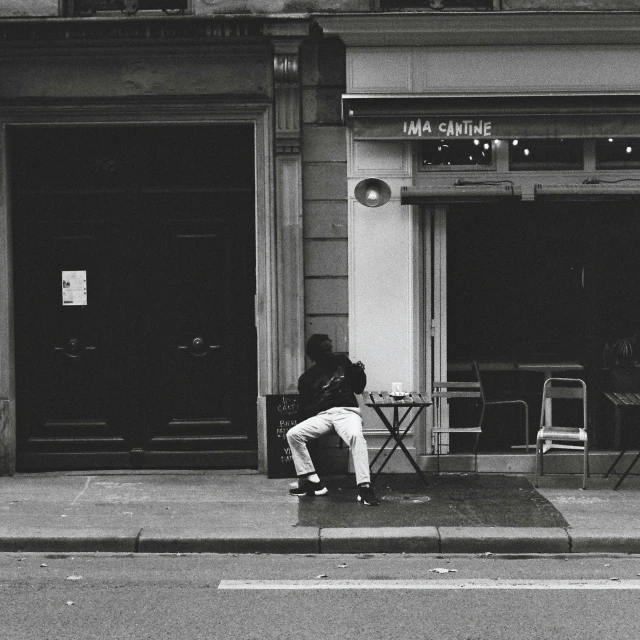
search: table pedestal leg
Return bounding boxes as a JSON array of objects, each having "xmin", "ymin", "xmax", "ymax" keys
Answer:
[{"xmin": 370, "ymin": 406, "xmax": 428, "ymax": 488}]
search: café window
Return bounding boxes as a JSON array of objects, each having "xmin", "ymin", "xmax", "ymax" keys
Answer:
[
  {"xmin": 419, "ymin": 139, "xmax": 494, "ymax": 171},
  {"xmin": 509, "ymin": 138, "xmax": 583, "ymax": 171},
  {"xmin": 596, "ymin": 138, "xmax": 640, "ymax": 170},
  {"xmin": 66, "ymin": 0, "xmax": 189, "ymax": 15}
]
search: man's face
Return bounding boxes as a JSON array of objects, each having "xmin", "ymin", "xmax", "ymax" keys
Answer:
[{"xmin": 317, "ymin": 339, "xmax": 333, "ymax": 361}]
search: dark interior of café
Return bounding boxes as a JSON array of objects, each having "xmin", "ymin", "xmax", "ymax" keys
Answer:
[{"xmin": 445, "ymin": 201, "xmax": 640, "ymax": 451}]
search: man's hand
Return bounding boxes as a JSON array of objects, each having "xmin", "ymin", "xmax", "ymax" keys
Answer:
[{"xmin": 354, "ymin": 361, "xmax": 365, "ymax": 371}]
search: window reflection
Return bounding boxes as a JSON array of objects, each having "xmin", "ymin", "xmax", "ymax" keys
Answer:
[
  {"xmin": 596, "ymin": 138, "xmax": 640, "ymax": 170},
  {"xmin": 420, "ymin": 139, "xmax": 493, "ymax": 169},
  {"xmin": 509, "ymin": 138, "xmax": 583, "ymax": 171}
]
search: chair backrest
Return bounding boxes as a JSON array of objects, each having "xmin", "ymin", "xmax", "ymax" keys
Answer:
[
  {"xmin": 432, "ymin": 380, "xmax": 481, "ymax": 399},
  {"xmin": 471, "ymin": 361, "xmax": 487, "ymax": 403},
  {"xmin": 540, "ymin": 377, "xmax": 587, "ymax": 429}
]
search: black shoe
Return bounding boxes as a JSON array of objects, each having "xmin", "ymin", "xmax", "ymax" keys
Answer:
[
  {"xmin": 357, "ymin": 484, "xmax": 379, "ymax": 506},
  {"xmin": 289, "ymin": 479, "xmax": 329, "ymax": 497}
]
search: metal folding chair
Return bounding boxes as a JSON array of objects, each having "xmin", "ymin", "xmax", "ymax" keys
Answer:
[
  {"xmin": 534, "ymin": 377, "xmax": 589, "ymax": 489},
  {"xmin": 472, "ymin": 361, "xmax": 530, "ymax": 452},
  {"xmin": 432, "ymin": 379, "xmax": 482, "ymax": 473}
]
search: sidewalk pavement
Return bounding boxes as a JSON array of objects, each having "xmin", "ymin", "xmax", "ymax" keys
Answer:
[{"xmin": 1, "ymin": 469, "xmax": 640, "ymax": 555}]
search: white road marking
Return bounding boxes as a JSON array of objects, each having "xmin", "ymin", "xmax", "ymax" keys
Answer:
[
  {"xmin": 218, "ymin": 579, "xmax": 640, "ymax": 590},
  {"xmin": 70, "ymin": 476, "xmax": 94, "ymax": 505}
]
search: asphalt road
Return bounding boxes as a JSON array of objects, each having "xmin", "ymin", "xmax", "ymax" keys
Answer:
[{"xmin": 1, "ymin": 552, "xmax": 639, "ymax": 640}]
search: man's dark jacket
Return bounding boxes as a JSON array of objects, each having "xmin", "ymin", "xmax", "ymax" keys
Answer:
[{"xmin": 297, "ymin": 354, "xmax": 367, "ymax": 422}]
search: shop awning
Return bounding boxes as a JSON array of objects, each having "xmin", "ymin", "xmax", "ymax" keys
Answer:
[
  {"xmin": 401, "ymin": 183, "xmax": 521, "ymax": 204},
  {"xmin": 345, "ymin": 94, "xmax": 640, "ymax": 141}
]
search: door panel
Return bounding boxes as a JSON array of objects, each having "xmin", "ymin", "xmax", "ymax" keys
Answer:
[
  {"xmin": 14, "ymin": 197, "xmax": 128, "ymax": 457},
  {"xmin": 148, "ymin": 198, "xmax": 257, "ymax": 452},
  {"xmin": 13, "ymin": 191, "xmax": 257, "ymax": 469}
]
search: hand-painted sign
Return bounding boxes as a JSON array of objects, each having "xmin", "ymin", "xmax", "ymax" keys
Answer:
[
  {"xmin": 351, "ymin": 114, "xmax": 640, "ymax": 140},
  {"xmin": 402, "ymin": 118, "xmax": 492, "ymax": 138},
  {"xmin": 266, "ymin": 394, "xmax": 298, "ymax": 478}
]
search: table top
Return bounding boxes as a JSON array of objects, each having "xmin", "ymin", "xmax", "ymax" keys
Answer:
[
  {"xmin": 515, "ymin": 362, "xmax": 584, "ymax": 371},
  {"xmin": 448, "ymin": 360, "xmax": 583, "ymax": 372},
  {"xmin": 364, "ymin": 391, "xmax": 432, "ymax": 408}
]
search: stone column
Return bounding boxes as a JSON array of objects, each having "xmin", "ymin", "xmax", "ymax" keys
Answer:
[
  {"xmin": 273, "ymin": 40, "xmax": 305, "ymax": 393},
  {"xmin": 0, "ymin": 125, "xmax": 15, "ymax": 475}
]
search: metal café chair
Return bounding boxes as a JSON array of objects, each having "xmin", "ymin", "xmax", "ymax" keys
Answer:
[
  {"xmin": 472, "ymin": 361, "xmax": 530, "ymax": 452},
  {"xmin": 534, "ymin": 378, "xmax": 589, "ymax": 490},
  {"xmin": 432, "ymin": 378, "xmax": 482, "ymax": 473}
]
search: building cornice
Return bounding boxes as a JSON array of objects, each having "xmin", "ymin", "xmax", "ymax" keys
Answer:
[
  {"xmin": 316, "ymin": 12, "xmax": 640, "ymax": 46},
  {"xmin": 0, "ymin": 15, "xmax": 310, "ymax": 48}
]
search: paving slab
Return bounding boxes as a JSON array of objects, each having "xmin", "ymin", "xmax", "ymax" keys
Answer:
[
  {"xmin": 439, "ymin": 526, "xmax": 570, "ymax": 554},
  {"xmin": 0, "ymin": 526, "xmax": 138, "ymax": 552},
  {"xmin": 569, "ymin": 528, "xmax": 640, "ymax": 554},
  {"xmin": 138, "ymin": 526, "xmax": 319, "ymax": 554},
  {"xmin": 320, "ymin": 527, "xmax": 439, "ymax": 554}
]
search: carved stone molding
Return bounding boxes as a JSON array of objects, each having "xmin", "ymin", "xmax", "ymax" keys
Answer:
[
  {"xmin": 275, "ymin": 144, "xmax": 301, "ymax": 155},
  {"xmin": 274, "ymin": 53, "xmax": 299, "ymax": 85},
  {"xmin": 0, "ymin": 17, "xmax": 264, "ymax": 44},
  {"xmin": 272, "ymin": 39, "xmax": 305, "ymax": 391},
  {"xmin": 273, "ymin": 48, "xmax": 301, "ymax": 150},
  {"xmin": 0, "ymin": 16, "xmax": 311, "ymax": 49}
]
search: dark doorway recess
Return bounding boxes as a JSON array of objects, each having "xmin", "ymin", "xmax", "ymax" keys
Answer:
[
  {"xmin": 446, "ymin": 201, "xmax": 640, "ymax": 451},
  {"xmin": 10, "ymin": 125, "xmax": 257, "ymax": 470}
]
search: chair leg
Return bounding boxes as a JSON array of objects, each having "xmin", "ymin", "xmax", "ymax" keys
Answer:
[
  {"xmin": 614, "ymin": 451, "xmax": 640, "ymax": 490},
  {"xmin": 586, "ymin": 440, "xmax": 590, "ymax": 478},
  {"xmin": 436, "ymin": 433, "xmax": 441, "ymax": 475},
  {"xmin": 473, "ymin": 432, "xmax": 480, "ymax": 474},
  {"xmin": 534, "ymin": 438, "xmax": 541, "ymax": 487},
  {"xmin": 583, "ymin": 440, "xmax": 588, "ymax": 490},
  {"xmin": 604, "ymin": 450, "xmax": 627, "ymax": 478}
]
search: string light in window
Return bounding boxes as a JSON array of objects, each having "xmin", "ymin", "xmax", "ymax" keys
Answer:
[{"xmin": 420, "ymin": 139, "xmax": 493, "ymax": 168}]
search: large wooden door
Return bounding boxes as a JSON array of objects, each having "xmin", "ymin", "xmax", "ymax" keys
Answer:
[{"xmin": 11, "ymin": 125, "xmax": 257, "ymax": 470}]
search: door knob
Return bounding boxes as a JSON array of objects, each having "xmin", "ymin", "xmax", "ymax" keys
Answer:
[
  {"xmin": 178, "ymin": 337, "xmax": 220, "ymax": 356},
  {"xmin": 54, "ymin": 338, "xmax": 96, "ymax": 358}
]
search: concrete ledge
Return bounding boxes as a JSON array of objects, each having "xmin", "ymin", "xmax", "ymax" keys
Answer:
[
  {"xmin": 439, "ymin": 527, "xmax": 570, "ymax": 554},
  {"xmin": 0, "ymin": 527, "xmax": 138, "ymax": 552},
  {"xmin": 137, "ymin": 527, "xmax": 320, "ymax": 554},
  {"xmin": 569, "ymin": 528, "xmax": 640, "ymax": 554},
  {"xmin": 320, "ymin": 527, "xmax": 439, "ymax": 554}
]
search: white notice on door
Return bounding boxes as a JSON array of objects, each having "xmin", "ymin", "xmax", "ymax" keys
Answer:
[{"xmin": 62, "ymin": 270, "xmax": 87, "ymax": 306}]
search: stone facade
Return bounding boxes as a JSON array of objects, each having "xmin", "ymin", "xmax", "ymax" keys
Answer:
[
  {"xmin": 7, "ymin": 0, "xmax": 640, "ymax": 17},
  {"xmin": 0, "ymin": 0, "xmax": 58, "ymax": 17},
  {"xmin": 502, "ymin": 0, "xmax": 640, "ymax": 8},
  {"xmin": 300, "ymin": 35, "xmax": 349, "ymax": 354}
]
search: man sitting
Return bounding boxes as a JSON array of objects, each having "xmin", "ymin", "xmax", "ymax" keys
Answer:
[{"xmin": 286, "ymin": 334, "xmax": 379, "ymax": 506}]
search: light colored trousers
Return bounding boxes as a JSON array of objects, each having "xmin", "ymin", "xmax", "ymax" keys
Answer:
[{"xmin": 286, "ymin": 407, "xmax": 371, "ymax": 486}]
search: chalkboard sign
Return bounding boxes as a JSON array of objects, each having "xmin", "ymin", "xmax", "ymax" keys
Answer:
[{"xmin": 266, "ymin": 394, "xmax": 299, "ymax": 479}]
